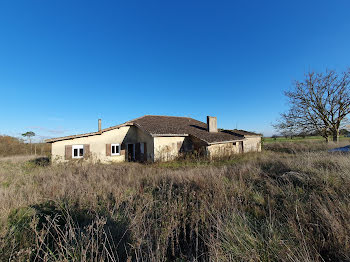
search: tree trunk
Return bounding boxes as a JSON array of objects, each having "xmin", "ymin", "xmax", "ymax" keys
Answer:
[
  {"xmin": 30, "ymin": 138, "xmax": 32, "ymax": 155},
  {"xmin": 332, "ymin": 129, "xmax": 339, "ymax": 143},
  {"xmin": 322, "ymin": 131, "xmax": 329, "ymax": 143}
]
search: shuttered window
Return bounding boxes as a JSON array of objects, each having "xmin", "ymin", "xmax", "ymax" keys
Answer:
[{"xmin": 72, "ymin": 145, "xmax": 84, "ymax": 158}]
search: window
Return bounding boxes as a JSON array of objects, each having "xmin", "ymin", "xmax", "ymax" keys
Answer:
[
  {"xmin": 111, "ymin": 144, "xmax": 120, "ymax": 155},
  {"xmin": 233, "ymin": 142, "xmax": 236, "ymax": 146},
  {"xmin": 72, "ymin": 145, "xmax": 84, "ymax": 158}
]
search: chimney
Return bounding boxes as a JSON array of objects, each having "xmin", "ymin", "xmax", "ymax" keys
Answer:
[
  {"xmin": 98, "ymin": 119, "xmax": 101, "ymax": 132},
  {"xmin": 207, "ymin": 116, "xmax": 217, "ymax": 132}
]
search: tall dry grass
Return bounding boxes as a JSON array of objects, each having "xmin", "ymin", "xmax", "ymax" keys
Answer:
[{"xmin": 0, "ymin": 143, "xmax": 349, "ymax": 261}]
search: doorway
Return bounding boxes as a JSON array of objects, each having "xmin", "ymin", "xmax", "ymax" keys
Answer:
[
  {"xmin": 127, "ymin": 144, "xmax": 135, "ymax": 162},
  {"xmin": 238, "ymin": 141, "xmax": 244, "ymax": 153}
]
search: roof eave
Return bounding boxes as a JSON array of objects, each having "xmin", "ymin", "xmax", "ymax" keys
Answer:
[
  {"xmin": 208, "ymin": 139, "xmax": 246, "ymax": 145},
  {"xmin": 151, "ymin": 134, "xmax": 189, "ymax": 137},
  {"xmin": 45, "ymin": 132, "xmax": 102, "ymax": 143},
  {"xmin": 45, "ymin": 123, "xmax": 130, "ymax": 143},
  {"xmin": 188, "ymin": 133, "xmax": 245, "ymax": 145}
]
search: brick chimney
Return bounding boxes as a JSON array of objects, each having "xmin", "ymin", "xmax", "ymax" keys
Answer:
[
  {"xmin": 207, "ymin": 116, "xmax": 217, "ymax": 132},
  {"xmin": 98, "ymin": 119, "xmax": 101, "ymax": 132}
]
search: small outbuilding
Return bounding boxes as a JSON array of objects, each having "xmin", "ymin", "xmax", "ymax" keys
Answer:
[{"xmin": 45, "ymin": 115, "xmax": 261, "ymax": 163}]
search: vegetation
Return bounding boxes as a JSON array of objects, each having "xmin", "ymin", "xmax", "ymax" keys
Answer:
[
  {"xmin": 0, "ymin": 141, "xmax": 349, "ymax": 261},
  {"xmin": 22, "ymin": 131, "xmax": 36, "ymax": 155},
  {"xmin": 274, "ymin": 69, "xmax": 350, "ymax": 142},
  {"xmin": 0, "ymin": 135, "xmax": 51, "ymax": 157}
]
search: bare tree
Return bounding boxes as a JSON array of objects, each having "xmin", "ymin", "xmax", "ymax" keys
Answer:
[{"xmin": 274, "ymin": 69, "xmax": 350, "ymax": 142}]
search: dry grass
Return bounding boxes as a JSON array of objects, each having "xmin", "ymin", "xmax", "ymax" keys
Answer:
[
  {"xmin": 263, "ymin": 139, "xmax": 349, "ymax": 153},
  {"xmin": 0, "ymin": 143, "xmax": 349, "ymax": 261},
  {"xmin": 0, "ymin": 155, "xmax": 47, "ymax": 163}
]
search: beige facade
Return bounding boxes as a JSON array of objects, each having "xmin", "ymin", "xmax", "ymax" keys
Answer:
[
  {"xmin": 153, "ymin": 136, "xmax": 186, "ymax": 161},
  {"xmin": 243, "ymin": 136, "xmax": 262, "ymax": 152},
  {"xmin": 51, "ymin": 126, "xmax": 154, "ymax": 163},
  {"xmin": 207, "ymin": 142, "xmax": 241, "ymax": 158},
  {"xmin": 206, "ymin": 137, "xmax": 261, "ymax": 158},
  {"xmin": 51, "ymin": 131, "xmax": 261, "ymax": 163}
]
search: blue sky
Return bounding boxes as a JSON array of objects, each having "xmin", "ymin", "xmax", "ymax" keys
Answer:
[{"xmin": 1, "ymin": 0, "xmax": 350, "ymax": 140}]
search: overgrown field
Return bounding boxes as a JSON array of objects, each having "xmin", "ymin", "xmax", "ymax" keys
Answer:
[
  {"xmin": 0, "ymin": 142, "xmax": 349, "ymax": 261},
  {"xmin": 263, "ymin": 136, "xmax": 350, "ymax": 143}
]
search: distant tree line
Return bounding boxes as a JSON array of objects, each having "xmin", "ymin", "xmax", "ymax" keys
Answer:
[
  {"xmin": 271, "ymin": 128, "xmax": 350, "ymax": 140},
  {"xmin": 0, "ymin": 135, "xmax": 51, "ymax": 157}
]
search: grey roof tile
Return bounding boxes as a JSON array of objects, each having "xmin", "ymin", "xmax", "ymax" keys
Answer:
[{"xmin": 128, "ymin": 115, "xmax": 244, "ymax": 144}]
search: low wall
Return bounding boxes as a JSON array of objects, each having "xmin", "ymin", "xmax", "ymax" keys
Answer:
[{"xmin": 207, "ymin": 142, "xmax": 239, "ymax": 158}]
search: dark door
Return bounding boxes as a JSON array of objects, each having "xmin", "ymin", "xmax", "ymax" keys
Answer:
[
  {"xmin": 127, "ymin": 144, "xmax": 134, "ymax": 162},
  {"xmin": 239, "ymin": 141, "xmax": 244, "ymax": 153},
  {"xmin": 135, "ymin": 143, "xmax": 141, "ymax": 161},
  {"xmin": 143, "ymin": 143, "xmax": 147, "ymax": 162}
]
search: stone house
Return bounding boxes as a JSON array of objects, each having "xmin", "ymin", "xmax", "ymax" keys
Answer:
[{"xmin": 46, "ymin": 115, "xmax": 261, "ymax": 163}]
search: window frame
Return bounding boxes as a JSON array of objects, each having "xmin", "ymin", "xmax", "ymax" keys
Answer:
[
  {"xmin": 140, "ymin": 143, "xmax": 144, "ymax": 154},
  {"xmin": 72, "ymin": 145, "xmax": 84, "ymax": 159},
  {"xmin": 111, "ymin": 143, "xmax": 120, "ymax": 156}
]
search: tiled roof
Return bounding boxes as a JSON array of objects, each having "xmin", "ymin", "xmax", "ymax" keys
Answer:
[
  {"xmin": 228, "ymin": 129, "xmax": 262, "ymax": 137},
  {"xmin": 44, "ymin": 123, "xmax": 127, "ymax": 143},
  {"xmin": 45, "ymin": 115, "xmax": 246, "ymax": 144},
  {"xmin": 128, "ymin": 115, "xmax": 243, "ymax": 144}
]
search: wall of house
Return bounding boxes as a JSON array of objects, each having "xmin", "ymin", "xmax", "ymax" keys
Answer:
[
  {"xmin": 243, "ymin": 136, "xmax": 262, "ymax": 152},
  {"xmin": 51, "ymin": 128, "xmax": 261, "ymax": 163},
  {"xmin": 51, "ymin": 126, "xmax": 154, "ymax": 163},
  {"xmin": 206, "ymin": 142, "xmax": 240, "ymax": 158},
  {"xmin": 190, "ymin": 135, "xmax": 208, "ymax": 151},
  {"xmin": 153, "ymin": 136, "xmax": 186, "ymax": 161},
  {"xmin": 206, "ymin": 137, "xmax": 261, "ymax": 158},
  {"xmin": 117, "ymin": 126, "xmax": 155, "ymax": 161},
  {"xmin": 136, "ymin": 127, "xmax": 155, "ymax": 161}
]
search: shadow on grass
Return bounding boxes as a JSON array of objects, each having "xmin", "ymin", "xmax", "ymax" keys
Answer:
[
  {"xmin": 28, "ymin": 157, "xmax": 50, "ymax": 167},
  {"xmin": 2, "ymin": 200, "xmax": 131, "ymax": 261}
]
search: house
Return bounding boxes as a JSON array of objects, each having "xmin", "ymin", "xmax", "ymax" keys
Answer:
[{"xmin": 45, "ymin": 115, "xmax": 261, "ymax": 163}]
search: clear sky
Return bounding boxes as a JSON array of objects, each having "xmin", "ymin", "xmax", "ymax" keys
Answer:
[{"xmin": 1, "ymin": 0, "xmax": 350, "ymax": 141}]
